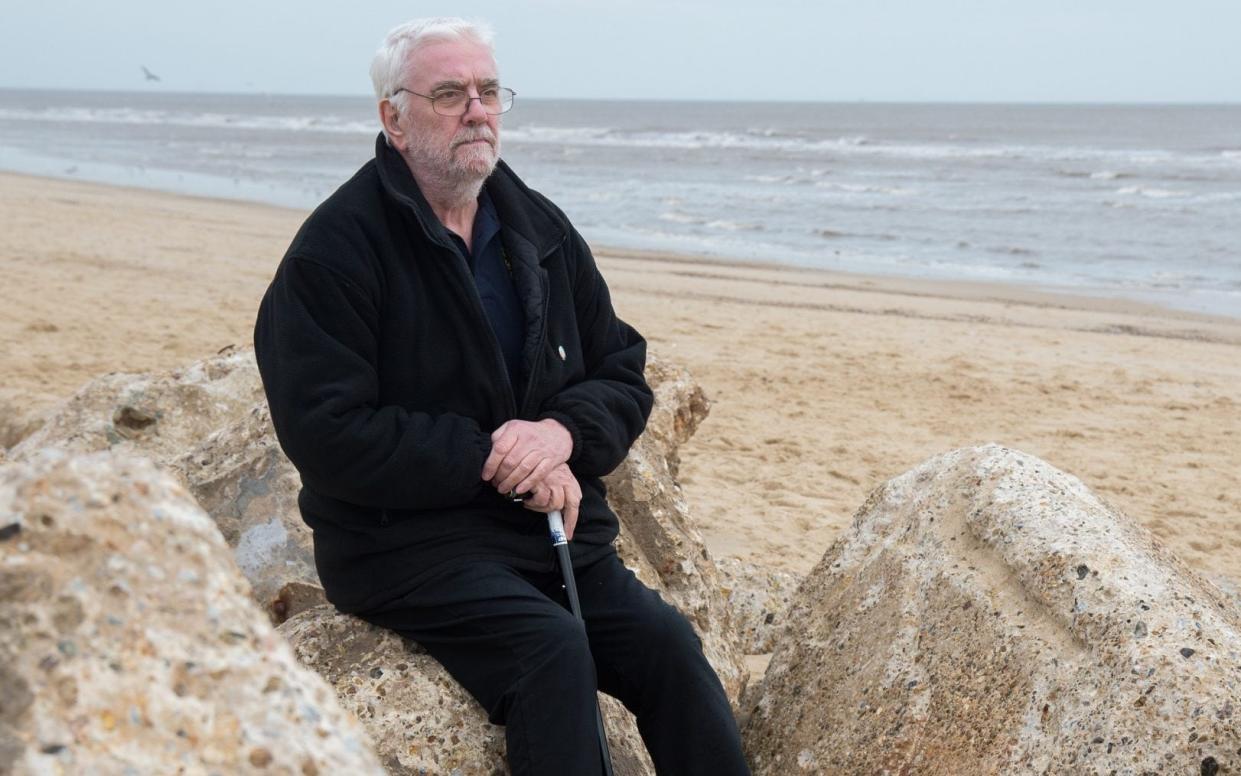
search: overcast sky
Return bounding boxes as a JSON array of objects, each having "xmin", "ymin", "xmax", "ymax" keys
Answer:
[{"xmin": 3, "ymin": 0, "xmax": 1238, "ymax": 103}]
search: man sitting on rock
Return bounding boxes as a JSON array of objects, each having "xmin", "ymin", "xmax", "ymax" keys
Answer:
[{"xmin": 253, "ymin": 17, "xmax": 749, "ymax": 775}]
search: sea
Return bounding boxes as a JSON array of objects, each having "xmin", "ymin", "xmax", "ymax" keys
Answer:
[{"xmin": 2, "ymin": 89, "xmax": 1238, "ymax": 317}]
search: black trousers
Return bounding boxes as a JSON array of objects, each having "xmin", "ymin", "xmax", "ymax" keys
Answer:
[{"xmin": 357, "ymin": 550, "xmax": 750, "ymax": 776}]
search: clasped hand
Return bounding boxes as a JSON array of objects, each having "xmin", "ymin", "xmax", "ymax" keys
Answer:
[{"xmin": 481, "ymin": 418, "xmax": 580, "ymax": 539}]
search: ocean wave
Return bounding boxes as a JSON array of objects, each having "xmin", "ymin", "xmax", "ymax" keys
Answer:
[
  {"xmin": 197, "ymin": 145, "xmax": 275, "ymax": 159},
  {"xmin": 742, "ymin": 167, "xmax": 832, "ymax": 186},
  {"xmin": 658, "ymin": 210, "xmax": 764, "ymax": 231},
  {"xmin": 1055, "ymin": 168, "xmax": 1131, "ymax": 180},
  {"xmin": 814, "ymin": 181, "xmax": 915, "ymax": 195},
  {"xmin": 1199, "ymin": 190, "xmax": 1241, "ymax": 203},
  {"xmin": 742, "ymin": 173, "xmax": 810, "ymax": 185},
  {"xmin": 657, "ymin": 210, "xmax": 702, "ymax": 225},
  {"xmin": 0, "ymin": 106, "xmax": 375, "ymax": 135},
  {"xmin": 1148, "ymin": 271, "xmax": 1217, "ymax": 285},
  {"xmin": 501, "ymin": 124, "xmax": 1106, "ymax": 163},
  {"xmin": 812, "ymin": 227, "xmax": 899, "ymax": 241},
  {"xmin": 988, "ymin": 245, "xmax": 1038, "ymax": 257},
  {"xmin": 504, "ymin": 125, "xmax": 1240, "ymax": 173},
  {"xmin": 1116, "ymin": 185, "xmax": 1189, "ymax": 199},
  {"xmin": 744, "ymin": 126, "xmax": 782, "ymax": 138},
  {"xmin": 705, "ymin": 219, "xmax": 765, "ymax": 232},
  {"xmin": 1112, "ymin": 186, "xmax": 1241, "ymax": 205},
  {"xmin": 619, "ymin": 225, "xmax": 818, "ymax": 262},
  {"xmin": 5, "ymin": 104, "xmax": 1227, "ymax": 174}
]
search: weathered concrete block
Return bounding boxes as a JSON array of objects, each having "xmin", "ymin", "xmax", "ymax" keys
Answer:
[
  {"xmin": 0, "ymin": 451, "xmax": 382, "ymax": 774},
  {"xmin": 744, "ymin": 444, "xmax": 1241, "ymax": 775}
]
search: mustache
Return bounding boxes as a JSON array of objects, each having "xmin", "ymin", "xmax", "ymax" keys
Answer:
[{"xmin": 452, "ymin": 127, "xmax": 497, "ymax": 148}]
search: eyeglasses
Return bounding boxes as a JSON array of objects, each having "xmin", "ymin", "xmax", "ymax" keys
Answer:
[{"xmin": 391, "ymin": 86, "xmax": 516, "ymax": 116}]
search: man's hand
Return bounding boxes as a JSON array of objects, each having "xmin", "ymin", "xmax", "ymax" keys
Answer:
[
  {"xmin": 521, "ymin": 463, "xmax": 581, "ymax": 540},
  {"xmin": 482, "ymin": 418, "xmax": 573, "ymax": 495}
]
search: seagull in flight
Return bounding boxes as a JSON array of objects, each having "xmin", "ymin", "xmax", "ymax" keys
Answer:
[{"xmin": 140, "ymin": 65, "xmax": 161, "ymax": 82}]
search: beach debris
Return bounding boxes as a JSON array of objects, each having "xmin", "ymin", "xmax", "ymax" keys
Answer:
[
  {"xmin": 0, "ymin": 450, "xmax": 383, "ymax": 774},
  {"xmin": 111, "ymin": 404, "xmax": 157, "ymax": 438},
  {"xmin": 743, "ymin": 444, "xmax": 1241, "ymax": 774},
  {"xmin": 272, "ymin": 580, "xmax": 329, "ymax": 625}
]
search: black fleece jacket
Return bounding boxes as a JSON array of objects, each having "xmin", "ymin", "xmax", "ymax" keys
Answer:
[{"xmin": 254, "ymin": 134, "xmax": 653, "ymax": 614}]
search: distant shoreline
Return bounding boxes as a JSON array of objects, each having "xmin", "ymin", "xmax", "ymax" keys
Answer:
[{"xmin": 590, "ymin": 245, "xmax": 1241, "ymax": 333}]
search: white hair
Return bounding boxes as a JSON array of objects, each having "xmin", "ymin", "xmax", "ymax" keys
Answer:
[{"xmin": 370, "ymin": 17, "xmax": 496, "ymax": 113}]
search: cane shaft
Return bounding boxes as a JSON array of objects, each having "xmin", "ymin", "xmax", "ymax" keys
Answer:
[{"xmin": 547, "ymin": 513, "xmax": 614, "ymax": 776}]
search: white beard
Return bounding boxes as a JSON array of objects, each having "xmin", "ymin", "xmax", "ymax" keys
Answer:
[{"xmin": 404, "ymin": 122, "xmax": 501, "ymax": 207}]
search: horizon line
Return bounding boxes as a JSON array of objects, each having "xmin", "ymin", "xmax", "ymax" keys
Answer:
[{"xmin": 0, "ymin": 85, "xmax": 1239, "ymax": 108}]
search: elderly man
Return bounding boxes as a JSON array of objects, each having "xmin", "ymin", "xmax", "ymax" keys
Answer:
[{"xmin": 253, "ymin": 17, "xmax": 749, "ymax": 776}]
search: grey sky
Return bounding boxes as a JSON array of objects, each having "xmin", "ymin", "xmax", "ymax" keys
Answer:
[{"xmin": 3, "ymin": 0, "xmax": 1238, "ymax": 102}]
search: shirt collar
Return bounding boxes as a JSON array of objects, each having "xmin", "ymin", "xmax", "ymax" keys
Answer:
[
  {"xmin": 472, "ymin": 188, "xmax": 501, "ymax": 257},
  {"xmin": 372, "ymin": 133, "xmax": 565, "ymax": 262}
]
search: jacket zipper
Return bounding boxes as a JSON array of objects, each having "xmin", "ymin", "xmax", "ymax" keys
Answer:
[
  {"xmin": 527, "ymin": 243, "xmax": 562, "ymax": 573},
  {"xmin": 512, "ymin": 268, "xmax": 557, "ymax": 572},
  {"xmin": 516, "ymin": 268, "xmax": 551, "ymax": 419}
]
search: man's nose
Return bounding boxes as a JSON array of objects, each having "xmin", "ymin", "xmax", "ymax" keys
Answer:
[{"xmin": 462, "ymin": 92, "xmax": 488, "ymax": 124}]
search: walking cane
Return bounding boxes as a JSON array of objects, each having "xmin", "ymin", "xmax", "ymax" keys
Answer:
[{"xmin": 547, "ymin": 510, "xmax": 615, "ymax": 776}]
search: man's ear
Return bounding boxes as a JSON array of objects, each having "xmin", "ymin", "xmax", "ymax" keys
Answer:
[{"xmin": 379, "ymin": 99, "xmax": 406, "ymax": 150}]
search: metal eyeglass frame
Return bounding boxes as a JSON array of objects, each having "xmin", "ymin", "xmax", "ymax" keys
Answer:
[{"xmin": 390, "ymin": 87, "xmax": 516, "ymax": 116}]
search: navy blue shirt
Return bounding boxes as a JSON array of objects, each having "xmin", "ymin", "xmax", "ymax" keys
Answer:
[{"xmin": 448, "ymin": 190, "xmax": 526, "ymax": 401}]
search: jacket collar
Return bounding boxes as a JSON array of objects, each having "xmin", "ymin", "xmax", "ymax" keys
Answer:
[{"xmin": 372, "ymin": 133, "xmax": 566, "ymax": 263}]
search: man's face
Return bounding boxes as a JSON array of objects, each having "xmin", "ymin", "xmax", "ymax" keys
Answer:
[{"xmin": 395, "ymin": 39, "xmax": 501, "ymax": 186}]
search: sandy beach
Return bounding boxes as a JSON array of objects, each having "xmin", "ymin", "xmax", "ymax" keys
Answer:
[{"xmin": 3, "ymin": 171, "xmax": 1239, "ymax": 586}]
